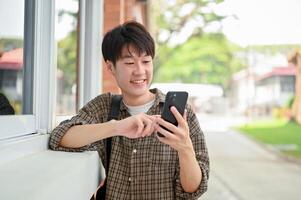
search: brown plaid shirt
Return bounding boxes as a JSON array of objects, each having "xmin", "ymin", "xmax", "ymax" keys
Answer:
[{"xmin": 49, "ymin": 88, "xmax": 209, "ymax": 200}]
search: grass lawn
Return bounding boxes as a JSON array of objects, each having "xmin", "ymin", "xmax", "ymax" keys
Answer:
[{"xmin": 237, "ymin": 119, "xmax": 301, "ymax": 158}]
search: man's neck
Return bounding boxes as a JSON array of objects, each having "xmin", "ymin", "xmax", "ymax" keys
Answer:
[{"xmin": 122, "ymin": 91, "xmax": 155, "ymax": 106}]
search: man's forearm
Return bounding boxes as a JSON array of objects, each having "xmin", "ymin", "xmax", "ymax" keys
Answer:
[
  {"xmin": 60, "ymin": 120, "xmax": 117, "ymax": 148},
  {"xmin": 178, "ymin": 148, "xmax": 202, "ymax": 193}
]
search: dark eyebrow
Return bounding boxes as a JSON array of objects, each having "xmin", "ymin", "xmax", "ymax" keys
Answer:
[
  {"xmin": 120, "ymin": 52, "xmax": 150, "ymax": 59},
  {"xmin": 120, "ymin": 54, "xmax": 133, "ymax": 59}
]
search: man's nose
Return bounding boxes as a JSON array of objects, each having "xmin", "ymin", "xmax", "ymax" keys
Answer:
[{"xmin": 133, "ymin": 62, "xmax": 144, "ymax": 74}]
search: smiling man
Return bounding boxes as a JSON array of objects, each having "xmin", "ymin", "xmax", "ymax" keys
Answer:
[{"xmin": 49, "ymin": 21, "xmax": 209, "ymax": 200}]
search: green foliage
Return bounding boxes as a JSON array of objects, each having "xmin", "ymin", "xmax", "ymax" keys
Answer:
[
  {"xmin": 57, "ymin": 30, "xmax": 77, "ymax": 92},
  {"xmin": 286, "ymin": 96, "xmax": 295, "ymax": 109},
  {"xmin": 0, "ymin": 38, "xmax": 23, "ymax": 52},
  {"xmin": 151, "ymin": 0, "xmax": 244, "ymax": 91},
  {"xmin": 154, "ymin": 33, "xmax": 244, "ymax": 89},
  {"xmin": 152, "ymin": 0, "xmax": 226, "ymax": 45},
  {"xmin": 56, "ymin": 1, "xmax": 78, "ymax": 93}
]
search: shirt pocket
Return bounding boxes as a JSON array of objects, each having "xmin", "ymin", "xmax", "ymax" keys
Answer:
[{"xmin": 150, "ymin": 141, "xmax": 178, "ymax": 166}]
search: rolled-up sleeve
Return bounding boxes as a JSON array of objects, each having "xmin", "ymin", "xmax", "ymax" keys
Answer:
[
  {"xmin": 49, "ymin": 105, "xmax": 103, "ymax": 152},
  {"xmin": 175, "ymin": 106, "xmax": 210, "ymax": 200}
]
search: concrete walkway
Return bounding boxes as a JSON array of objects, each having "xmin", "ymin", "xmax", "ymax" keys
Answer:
[{"xmin": 197, "ymin": 114, "xmax": 301, "ymax": 200}]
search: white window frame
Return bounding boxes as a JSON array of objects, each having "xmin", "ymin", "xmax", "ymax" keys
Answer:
[
  {"xmin": 0, "ymin": 0, "xmax": 55, "ymax": 140},
  {"xmin": 79, "ymin": 0, "xmax": 103, "ymax": 107},
  {"xmin": 1, "ymin": 0, "xmax": 104, "ymax": 139}
]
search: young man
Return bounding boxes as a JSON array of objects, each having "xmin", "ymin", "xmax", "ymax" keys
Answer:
[{"xmin": 50, "ymin": 21, "xmax": 209, "ymax": 199}]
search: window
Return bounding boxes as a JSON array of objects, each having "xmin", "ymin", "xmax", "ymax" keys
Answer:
[
  {"xmin": 55, "ymin": 0, "xmax": 79, "ymax": 116},
  {"xmin": 0, "ymin": 0, "xmax": 36, "ymax": 140},
  {"xmin": 0, "ymin": 0, "xmax": 55, "ymax": 140},
  {"xmin": 0, "ymin": 0, "xmax": 32, "ymax": 115},
  {"xmin": 0, "ymin": 0, "xmax": 103, "ymax": 140},
  {"xmin": 54, "ymin": 0, "xmax": 102, "ymax": 125},
  {"xmin": 280, "ymin": 76, "xmax": 295, "ymax": 93}
]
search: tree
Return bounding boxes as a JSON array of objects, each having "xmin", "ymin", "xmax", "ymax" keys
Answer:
[
  {"xmin": 0, "ymin": 39, "xmax": 23, "ymax": 52},
  {"xmin": 154, "ymin": 33, "xmax": 243, "ymax": 90},
  {"xmin": 152, "ymin": 0, "xmax": 225, "ymax": 46},
  {"xmin": 57, "ymin": 30, "xmax": 77, "ymax": 93},
  {"xmin": 151, "ymin": 0, "xmax": 243, "ymax": 90},
  {"xmin": 288, "ymin": 49, "xmax": 301, "ymax": 124},
  {"xmin": 56, "ymin": 1, "xmax": 78, "ymax": 94}
]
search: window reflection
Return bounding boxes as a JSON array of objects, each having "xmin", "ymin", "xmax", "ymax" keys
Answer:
[
  {"xmin": 55, "ymin": 0, "xmax": 79, "ymax": 115},
  {"xmin": 0, "ymin": 92, "xmax": 15, "ymax": 115},
  {"xmin": 0, "ymin": 0, "xmax": 25, "ymax": 115}
]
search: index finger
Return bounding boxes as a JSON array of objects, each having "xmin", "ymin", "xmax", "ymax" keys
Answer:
[{"xmin": 146, "ymin": 115, "xmax": 159, "ymax": 122}]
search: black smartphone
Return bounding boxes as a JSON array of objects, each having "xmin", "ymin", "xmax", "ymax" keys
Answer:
[{"xmin": 158, "ymin": 91, "xmax": 188, "ymax": 137}]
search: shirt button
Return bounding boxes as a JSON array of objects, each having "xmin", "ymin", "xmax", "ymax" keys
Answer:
[
  {"xmin": 133, "ymin": 149, "xmax": 137, "ymax": 153},
  {"xmin": 128, "ymin": 177, "xmax": 132, "ymax": 182}
]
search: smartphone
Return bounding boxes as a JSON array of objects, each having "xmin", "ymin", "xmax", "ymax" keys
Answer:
[{"xmin": 158, "ymin": 91, "xmax": 188, "ymax": 137}]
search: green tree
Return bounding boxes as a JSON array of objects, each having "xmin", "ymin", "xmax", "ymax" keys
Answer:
[
  {"xmin": 151, "ymin": 0, "xmax": 244, "ymax": 90},
  {"xmin": 56, "ymin": 0, "xmax": 78, "ymax": 93},
  {"xmin": 154, "ymin": 33, "xmax": 243, "ymax": 89},
  {"xmin": 57, "ymin": 30, "xmax": 77, "ymax": 92},
  {"xmin": 0, "ymin": 38, "xmax": 23, "ymax": 52}
]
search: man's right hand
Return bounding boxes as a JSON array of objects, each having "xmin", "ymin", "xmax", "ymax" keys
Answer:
[
  {"xmin": 113, "ymin": 113, "xmax": 156, "ymax": 138},
  {"xmin": 59, "ymin": 113, "xmax": 157, "ymax": 148}
]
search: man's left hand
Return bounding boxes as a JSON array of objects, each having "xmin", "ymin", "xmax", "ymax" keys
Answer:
[{"xmin": 154, "ymin": 106, "xmax": 194, "ymax": 154}]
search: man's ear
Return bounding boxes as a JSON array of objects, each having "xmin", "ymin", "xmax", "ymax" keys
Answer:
[{"xmin": 105, "ymin": 60, "xmax": 115, "ymax": 75}]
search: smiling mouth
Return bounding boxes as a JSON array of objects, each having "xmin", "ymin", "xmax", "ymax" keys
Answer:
[{"xmin": 130, "ymin": 79, "xmax": 146, "ymax": 84}]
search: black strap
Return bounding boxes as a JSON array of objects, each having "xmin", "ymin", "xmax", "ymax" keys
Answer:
[
  {"xmin": 96, "ymin": 95, "xmax": 122, "ymax": 200},
  {"xmin": 106, "ymin": 95, "xmax": 122, "ymax": 170}
]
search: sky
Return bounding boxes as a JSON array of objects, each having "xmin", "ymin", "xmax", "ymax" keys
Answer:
[
  {"xmin": 0, "ymin": 0, "xmax": 77, "ymax": 40},
  {"xmin": 1, "ymin": 0, "xmax": 301, "ymax": 47},
  {"xmin": 0, "ymin": 0, "xmax": 24, "ymax": 38},
  {"xmin": 55, "ymin": 0, "xmax": 78, "ymax": 40},
  {"xmin": 216, "ymin": 0, "xmax": 301, "ymax": 46}
]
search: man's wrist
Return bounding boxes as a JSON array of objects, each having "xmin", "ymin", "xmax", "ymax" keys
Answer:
[
  {"xmin": 108, "ymin": 119, "xmax": 120, "ymax": 137},
  {"xmin": 178, "ymin": 146, "xmax": 196, "ymax": 159}
]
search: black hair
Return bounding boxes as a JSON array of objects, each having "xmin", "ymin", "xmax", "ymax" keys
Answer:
[{"xmin": 102, "ymin": 21, "xmax": 155, "ymax": 65}]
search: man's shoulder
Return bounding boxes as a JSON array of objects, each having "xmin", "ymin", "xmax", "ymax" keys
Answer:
[
  {"xmin": 82, "ymin": 92, "xmax": 112, "ymax": 114},
  {"xmin": 185, "ymin": 103, "xmax": 198, "ymax": 119},
  {"xmin": 92, "ymin": 92, "xmax": 111, "ymax": 102},
  {"xmin": 185, "ymin": 103, "xmax": 194, "ymax": 112}
]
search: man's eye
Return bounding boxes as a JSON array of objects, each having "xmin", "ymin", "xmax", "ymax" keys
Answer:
[
  {"xmin": 125, "ymin": 62, "xmax": 134, "ymax": 65},
  {"xmin": 143, "ymin": 60, "xmax": 151, "ymax": 64}
]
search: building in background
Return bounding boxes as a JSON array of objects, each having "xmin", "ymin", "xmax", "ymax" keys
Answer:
[
  {"xmin": 254, "ymin": 65, "xmax": 296, "ymax": 115},
  {"xmin": 230, "ymin": 65, "xmax": 296, "ymax": 117},
  {"xmin": 0, "ymin": 48, "xmax": 23, "ymax": 113},
  {"xmin": 229, "ymin": 68, "xmax": 256, "ymax": 115}
]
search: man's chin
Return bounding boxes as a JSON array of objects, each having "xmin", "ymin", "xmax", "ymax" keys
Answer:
[{"xmin": 124, "ymin": 88, "xmax": 149, "ymax": 97}]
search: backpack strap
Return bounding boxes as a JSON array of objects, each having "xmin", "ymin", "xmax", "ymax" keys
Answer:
[
  {"xmin": 94, "ymin": 94, "xmax": 122, "ymax": 200},
  {"xmin": 107, "ymin": 95, "xmax": 122, "ymax": 121},
  {"xmin": 106, "ymin": 95, "xmax": 122, "ymax": 170}
]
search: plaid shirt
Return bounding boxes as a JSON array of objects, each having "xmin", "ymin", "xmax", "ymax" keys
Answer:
[{"xmin": 49, "ymin": 88, "xmax": 209, "ymax": 200}]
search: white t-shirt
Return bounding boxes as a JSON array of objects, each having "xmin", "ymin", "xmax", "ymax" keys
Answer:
[{"xmin": 124, "ymin": 99, "xmax": 155, "ymax": 116}]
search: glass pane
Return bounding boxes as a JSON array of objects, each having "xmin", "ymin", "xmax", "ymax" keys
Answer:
[
  {"xmin": 55, "ymin": 0, "xmax": 79, "ymax": 115},
  {"xmin": 0, "ymin": 0, "xmax": 29, "ymax": 115}
]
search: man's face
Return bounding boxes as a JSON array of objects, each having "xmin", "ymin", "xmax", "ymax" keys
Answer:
[{"xmin": 110, "ymin": 45, "xmax": 153, "ymax": 98}]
